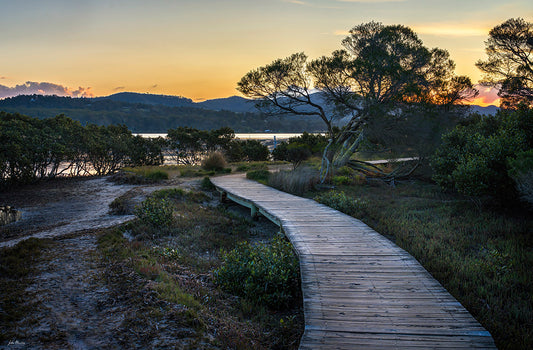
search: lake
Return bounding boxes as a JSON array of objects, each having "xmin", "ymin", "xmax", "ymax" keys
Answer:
[{"xmin": 137, "ymin": 133, "xmax": 305, "ymax": 141}]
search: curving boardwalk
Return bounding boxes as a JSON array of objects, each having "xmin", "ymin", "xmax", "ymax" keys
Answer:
[{"xmin": 211, "ymin": 174, "xmax": 496, "ymax": 349}]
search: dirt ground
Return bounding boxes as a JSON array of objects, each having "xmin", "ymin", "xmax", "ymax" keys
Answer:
[
  {"xmin": 0, "ymin": 177, "xmax": 207, "ymax": 348},
  {"xmin": 0, "ymin": 175, "xmax": 288, "ymax": 349}
]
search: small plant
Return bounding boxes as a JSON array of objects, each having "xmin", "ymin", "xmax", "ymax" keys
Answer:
[
  {"xmin": 246, "ymin": 169, "xmax": 270, "ymax": 183},
  {"xmin": 201, "ymin": 176, "xmax": 216, "ymax": 191},
  {"xmin": 332, "ymin": 175, "xmax": 352, "ymax": 186},
  {"xmin": 215, "ymin": 234, "xmax": 300, "ymax": 309},
  {"xmin": 134, "ymin": 197, "xmax": 174, "ymax": 227},
  {"xmin": 314, "ymin": 191, "xmax": 366, "ymax": 216},
  {"xmin": 202, "ymin": 151, "xmax": 228, "ymax": 171},
  {"xmin": 144, "ymin": 169, "xmax": 169, "ymax": 181},
  {"xmin": 109, "ymin": 195, "xmax": 131, "ymax": 215}
]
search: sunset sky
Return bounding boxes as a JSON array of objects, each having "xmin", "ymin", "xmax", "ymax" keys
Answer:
[{"xmin": 1, "ymin": 0, "xmax": 531, "ymax": 105}]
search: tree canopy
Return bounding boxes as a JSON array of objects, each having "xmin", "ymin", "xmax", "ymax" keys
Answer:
[
  {"xmin": 476, "ymin": 18, "xmax": 533, "ymax": 109},
  {"xmin": 238, "ymin": 21, "xmax": 476, "ymax": 179}
]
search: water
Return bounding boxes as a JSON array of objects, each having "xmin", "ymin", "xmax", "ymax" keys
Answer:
[{"xmin": 137, "ymin": 132, "xmax": 304, "ymax": 140}]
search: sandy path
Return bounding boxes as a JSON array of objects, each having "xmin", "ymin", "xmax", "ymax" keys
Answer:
[{"xmin": 0, "ymin": 177, "xmax": 196, "ymax": 248}]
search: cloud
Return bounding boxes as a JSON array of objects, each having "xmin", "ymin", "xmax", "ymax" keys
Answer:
[
  {"xmin": 0, "ymin": 81, "xmax": 94, "ymax": 99},
  {"xmin": 0, "ymin": 76, "xmax": 7, "ymax": 80},
  {"xmin": 282, "ymin": 0, "xmax": 341, "ymax": 9},
  {"xmin": 470, "ymin": 85, "xmax": 500, "ymax": 106},
  {"xmin": 113, "ymin": 86, "xmax": 126, "ymax": 91},
  {"xmin": 334, "ymin": 30, "xmax": 350, "ymax": 36},
  {"xmin": 412, "ymin": 25, "xmax": 488, "ymax": 37},
  {"xmin": 335, "ymin": 0, "xmax": 406, "ymax": 2}
]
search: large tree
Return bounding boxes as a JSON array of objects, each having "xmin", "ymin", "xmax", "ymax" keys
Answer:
[
  {"xmin": 238, "ymin": 21, "xmax": 476, "ymax": 179},
  {"xmin": 476, "ymin": 18, "xmax": 533, "ymax": 109}
]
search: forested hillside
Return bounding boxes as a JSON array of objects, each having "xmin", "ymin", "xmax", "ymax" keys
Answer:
[{"xmin": 0, "ymin": 95, "xmax": 325, "ymax": 132}]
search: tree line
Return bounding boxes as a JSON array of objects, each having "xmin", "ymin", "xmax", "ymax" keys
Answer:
[
  {"xmin": 0, "ymin": 112, "xmax": 273, "ymax": 187},
  {"xmin": 0, "ymin": 112, "xmax": 165, "ymax": 186}
]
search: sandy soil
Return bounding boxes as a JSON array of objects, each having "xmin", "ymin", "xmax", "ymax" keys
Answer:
[
  {"xmin": 0, "ymin": 177, "xmax": 199, "ymax": 248},
  {"xmin": 1, "ymin": 176, "xmax": 214, "ymax": 349}
]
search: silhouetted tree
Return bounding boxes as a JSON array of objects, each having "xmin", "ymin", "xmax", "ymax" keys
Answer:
[
  {"xmin": 238, "ymin": 21, "xmax": 476, "ymax": 180},
  {"xmin": 476, "ymin": 18, "xmax": 533, "ymax": 109}
]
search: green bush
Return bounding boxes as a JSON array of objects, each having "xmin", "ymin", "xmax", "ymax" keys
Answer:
[
  {"xmin": 332, "ymin": 175, "xmax": 352, "ymax": 186},
  {"xmin": 508, "ymin": 149, "xmax": 533, "ymax": 206},
  {"xmin": 431, "ymin": 109, "xmax": 533, "ymax": 204},
  {"xmin": 246, "ymin": 169, "xmax": 270, "ymax": 183},
  {"xmin": 272, "ymin": 132, "xmax": 328, "ymax": 167},
  {"xmin": 144, "ymin": 169, "xmax": 169, "ymax": 181},
  {"xmin": 134, "ymin": 197, "xmax": 174, "ymax": 227},
  {"xmin": 201, "ymin": 176, "xmax": 216, "ymax": 191},
  {"xmin": 314, "ymin": 191, "xmax": 366, "ymax": 216},
  {"xmin": 202, "ymin": 151, "xmax": 227, "ymax": 171},
  {"xmin": 241, "ymin": 140, "xmax": 270, "ymax": 161},
  {"xmin": 215, "ymin": 235, "xmax": 300, "ymax": 309}
]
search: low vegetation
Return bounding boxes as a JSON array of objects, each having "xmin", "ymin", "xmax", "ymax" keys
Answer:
[
  {"xmin": 0, "ymin": 238, "xmax": 51, "ymax": 343},
  {"xmin": 100, "ymin": 188, "xmax": 304, "ymax": 348},
  {"xmin": 310, "ymin": 180, "xmax": 532, "ymax": 350},
  {"xmin": 215, "ymin": 234, "xmax": 301, "ymax": 309}
]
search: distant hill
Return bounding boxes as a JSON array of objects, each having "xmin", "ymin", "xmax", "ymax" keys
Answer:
[
  {"xmin": 96, "ymin": 92, "xmax": 194, "ymax": 107},
  {"xmin": 468, "ymin": 104, "xmax": 499, "ymax": 116},
  {"xmin": 0, "ymin": 94, "xmax": 326, "ymax": 133},
  {"xmin": 0, "ymin": 92, "xmax": 500, "ymax": 133},
  {"xmin": 196, "ymin": 96, "xmax": 256, "ymax": 113}
]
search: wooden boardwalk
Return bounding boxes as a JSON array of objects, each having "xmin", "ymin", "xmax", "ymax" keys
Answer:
[{"xmin": 211, "ymin": 174, "xmax": 496, "ymax": 349}]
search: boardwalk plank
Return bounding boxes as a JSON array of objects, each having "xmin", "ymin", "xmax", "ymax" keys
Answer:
[{"xmin": 211, "ymin": 174, "xmax": 496, "ymax": 349}]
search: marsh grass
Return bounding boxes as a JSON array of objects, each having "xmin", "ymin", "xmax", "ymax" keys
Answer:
[
  {"xmin": 313, "ymin": 180, "xmax": 532, "ymax": 349},
  {"xmin": 97, "ymin": 188, "xmax": 303, "ymax": 348},
  {"xmin": 268, "ymin": 166, "xmax": 320, "ymax": 196}
]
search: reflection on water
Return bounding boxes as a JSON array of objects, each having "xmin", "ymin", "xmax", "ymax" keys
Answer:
[{"xmin": 136, "ymin": 133, "xmax": 304, "ymax": 140}]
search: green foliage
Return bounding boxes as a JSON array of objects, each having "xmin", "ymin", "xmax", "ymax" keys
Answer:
[
  {"xmin": 246, "ymin": 169, "xmax": 271, "ymax": 183},
  {"xmin": 508, "ymin": 149, "xmax": 533, "ymax": 206},
  {"xmin": 272, "ymin": 132, "xmax": 328, "ymax": 168},
  {"xmin": 431, "ymin": 109, "xmax": 533, "ymax": 204},
  {"xmin": 0, "ymin": 112, "xmax": 164, "ymax": 186},
  {"xmin": 215, "ymin": 235, "xmax": 300, "ymax": 309},
  {"xmin": 332, "ymin": 175, "xmax": 352, "ymax": 186},
  {"xmin": 202, "ymin": 151, "xmax": 228, "ymax": 171},
  {"xmin": 200, "ymin": 176, "xmax": 216, "ymax": 191},
  {"xmin": 241, "ymin": 140, "xmax": 270, "ymax": 162},
  {"xmin": 314, "ymin": 191, "xmax": 366, "ymax": 216},
  {"xmin": 321, "ymin": 181, "xmax": 532, "ymax": 350},
  {"xmin": 135, "ymin": 197, "xmax": 174, "ymax": 228}
]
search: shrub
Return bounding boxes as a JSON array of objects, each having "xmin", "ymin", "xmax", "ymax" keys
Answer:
[
  {"xmin": 241, "ymin": 140, "xmax": 270, "ymax": 162},
  {"xmin": 201, "ymin": 176, "xmax": 216, "ymax": 191},
  {"xmin": 431, "ymin": 109, "xmax": 533, "ymax": 204},
  {"xmin": 314, "ymin": 191, "xmax": 366, "ymax": 216},
  {"xmin": 144, "ymin": 169, "xmax": 169, "ymax": 181},
  {"xmin": 215, "ymin": 234, "xmax": 300, "ymax": 309},
  {"xmin": 508, "ymin": 149, "xmax": 533, "ymax": 206},
  {"xmin": 332, "ymin": 175, "xmax": 352, "ymax": 186},
  {"xmin": 134, "ymin": 197, "xmax": 174, "ymax": 227},
  {"xmin": 246, "ymin": 169, "xmax": 270, "ymax": 183},
  {"xmin": 202, "ymin": 151, "xmax": 227, "ymax": 171},
  {"xmin": 109, "ymin": 195, "xmax": 133, "ymax": 215},
  {"xmin": 272, "ymin": 132, "xmax": 328, "ymax": 167},
  {"xmin": 268, "ymin": 167, "xmax": 319, "ymax": 196}
]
